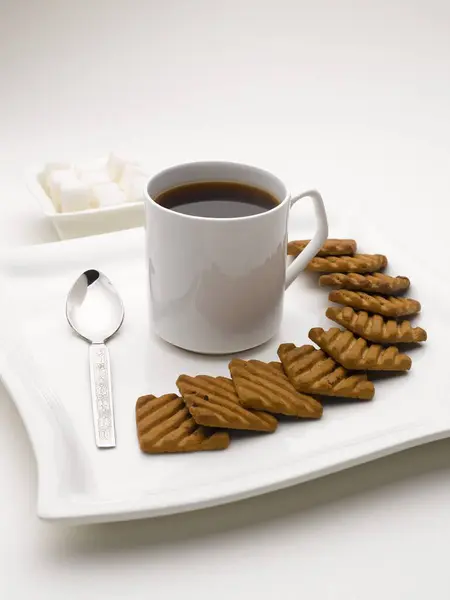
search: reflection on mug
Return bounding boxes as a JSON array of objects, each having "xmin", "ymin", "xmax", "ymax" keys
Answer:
[{"xmin": 195, "ymin": 245, "xmax": 285, "ymax": 334}]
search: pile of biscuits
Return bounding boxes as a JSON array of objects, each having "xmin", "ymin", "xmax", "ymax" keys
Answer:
[{"xmin": 136, "ymin": 238, "xmax": 426, "ymax": 454}]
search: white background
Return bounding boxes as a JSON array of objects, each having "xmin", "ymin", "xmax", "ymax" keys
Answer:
[{"xmin": 1, "ymin": 0, "xmax": 450, "ymax": 597}]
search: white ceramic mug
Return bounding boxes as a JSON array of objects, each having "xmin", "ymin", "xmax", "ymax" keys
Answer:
[{"xmin": 145, "ymin": 161, "xmax": 328, "ymax": 354}]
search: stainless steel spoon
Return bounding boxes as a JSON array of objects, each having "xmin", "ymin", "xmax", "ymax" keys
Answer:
[{"xmin": 66, "ymin": 270, "xmax": 124, "ymax": 448}]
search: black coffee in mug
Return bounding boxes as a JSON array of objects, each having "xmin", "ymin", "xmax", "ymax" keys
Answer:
[{"xmin": 155, "ymin": 181, "xmax": 279, "ymax": 218}]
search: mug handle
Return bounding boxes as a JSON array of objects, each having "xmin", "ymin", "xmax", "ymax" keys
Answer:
[{"xmin": 285, "ymin": 190, "xmax": 328, "ymax": 289}]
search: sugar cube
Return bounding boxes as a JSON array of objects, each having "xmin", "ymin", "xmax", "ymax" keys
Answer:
[
  {"xmin": 118, "ymin": 163, "xmax": 147, "ymax": 185},
  {"xmin": 47, "ymin": 169, "xmax": 80, "ymax": 211},
  {"xmin": 92, "ymin": 182, "xmax": 126, "ymax": 208},
  {"xmin": 59, "ymin": 181, "xmax": 92, "ymax": 213},
  {"xmin": 106, "ymin": 153, "xmax": 130, "ymax": 182},
  {"xmin": 118, "ymin": 163, "xmax": 148, "ymax": 202},
  {"xmin": 42, "ymin": 162, "xmax": 71, "ymax": 194},
  {"xmin": 123, "ymin": 175, "xmax": 148, "ymax": 203},
  {"xmin": 76, "ymin": 166, "xmax": 111, "ymax": 187}
]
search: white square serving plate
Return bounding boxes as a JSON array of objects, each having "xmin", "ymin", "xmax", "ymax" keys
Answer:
[{"xmin": 0, "ymin": 223, "xmax": 446, "ymax": 525}]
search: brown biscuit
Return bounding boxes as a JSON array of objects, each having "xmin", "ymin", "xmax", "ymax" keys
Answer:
[
  {"xmin": 268, "ymin": 361, "xmax": 286, "ymax": 373},
  {"xmin": 329, "ymin": 289, "xmax": 421, "ymax": 317},
  {"xmin": 176, "ymin": 374, "xmax": 277, "ymax": 432},
  {"xmin": 319, "ymin": 272, "xmax": 410, "ymax": 295},
  {"xmin": 307, "ymin": 254, "xmax": 387, "ymax": 273},
  {"xmin": 288, "ymin": 239, "xmax": 357, "ymax": 257},
  {"xmin": 309, "ymin": 327, "xmax": 412, "ymax": 371},
  {"xmin": 229, "ymin": 359, "xmax": 323, "ymax": 418},
  {"xmin": 326, "ymin": 306, "xmax": 427, "ymax": 344},
  {"xmin": 136, "ymin": 394, "xmax": 230, "ymax": 453},
  {"xmin": 278, "ymin": 343, "xmax": 374, "ymax": 400}
]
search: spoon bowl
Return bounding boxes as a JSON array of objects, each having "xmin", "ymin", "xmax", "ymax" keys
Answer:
[{"xmin": 66, "ymin": 269, "xmax": 124, "ymax": 343}]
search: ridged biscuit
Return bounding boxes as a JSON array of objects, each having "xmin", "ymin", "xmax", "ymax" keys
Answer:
[
  {"xmin": 307, "ymin": 254, "xmax": 387, "ymax": 273},
  {"xmin": 278, "ymin": 343, "xmax": 374, "ymax": 400},
  {"xmin": 326, "ymin": 306, "xmax": 427, "ymax": 344},
  {"xmin": 229, "ymin": 359, "xmax": 323, "ymax": 418},
  {"xmin": 309, "ymin": 327, "xmax": 412, "ymax": 371},
  {"xmin": 319, "ymin": 272, "xmax": 410, "ymax": 295},
  {"xmin": 288, "ymin": 239, "xmax": 357, "ymax": 257},
  {"xmin": 136, "ymin": 394, "xmax": 230, "ymax": 453},
  {"xmin": 176, "ymin": 375, "xmax": 278, "ymax": 432},
  {"xmin": 329, "ymin": 290, "xmax": 421, "ymax": 317}
]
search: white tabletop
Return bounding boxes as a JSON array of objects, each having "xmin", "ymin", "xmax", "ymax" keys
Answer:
[{"xmin": 1, "ymin": 0, "xmax": 450, "ymax": 597}]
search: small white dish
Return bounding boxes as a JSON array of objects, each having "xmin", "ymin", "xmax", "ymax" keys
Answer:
[
  {"xmin": 0, "ymin": 218, "xmax": 444, "ymax": 525},
  {"xmin": 27, "ymin": 158, "xmax": 145, "ymax": 239}
]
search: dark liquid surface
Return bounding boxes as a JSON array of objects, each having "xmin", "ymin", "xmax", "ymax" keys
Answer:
[{"xmin": 155, "ymin": 181, "xmax": 279, "ymax": 218}]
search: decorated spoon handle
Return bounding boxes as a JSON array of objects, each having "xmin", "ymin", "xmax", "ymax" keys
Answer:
[{"xmin": 89, "ymin": 343, "xmax": 116, "ymax": 448}]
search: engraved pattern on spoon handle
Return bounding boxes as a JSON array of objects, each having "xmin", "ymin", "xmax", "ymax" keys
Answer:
[{"xmin": 89, "ymin": 343, "xmax": 116, "ymax": 448}]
